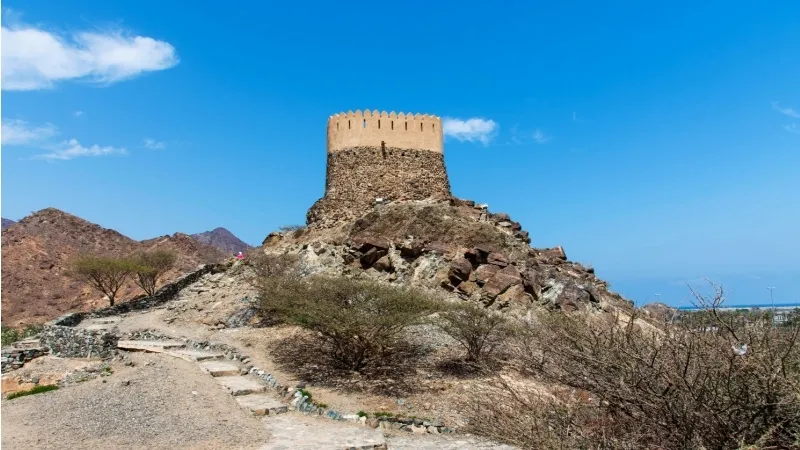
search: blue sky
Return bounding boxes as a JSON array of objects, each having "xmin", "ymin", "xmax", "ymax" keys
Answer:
[{"xmin": 2, "ymin": 1, "xmax": 799, "ymax": 307}]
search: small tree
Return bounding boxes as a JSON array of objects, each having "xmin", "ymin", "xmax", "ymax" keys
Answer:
[
  {"xmin": 262, "ymin": 276, "xmax": 439, "ymax": 371},
  {"xmin": 435, "ymin": 302, "xmax": 512, "ymax": 364},
  {"xmin": 67, "ymin": 256, "xmax": 136, "ymax": 306},
  {"xmin": 131, "ymin": 250, "xmax": 177, "ymax": 296}
]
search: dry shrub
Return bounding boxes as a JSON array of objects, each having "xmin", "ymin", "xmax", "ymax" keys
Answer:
[
  {"xmin": 471, "ymin": 282, "xmax": 800, "ymax": 450},
  {"xmin": 259, "ymin": 275, "xmax": 438, "ymax": 371},
  {"xmin": 433, "ymin": 302, "xmax": 512, "ymax": 365}
]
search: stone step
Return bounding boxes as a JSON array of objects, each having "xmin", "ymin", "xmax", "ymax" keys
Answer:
[
  {"xmin": 262, "ymin": 413, "xmax": 387, "ymax": 449},
  {"xmin": 234, "ymin": 393, "xmax": 288, "ymax": 416},
  {"xmin": 198, "ymin": 360, "xmax": 241, "ymax": 377},
  {"xmin": 77, "ymin": 317, "xmax": 123, "ymax": 331},
  {"xmin": 167, "ymin": 349, "xmax": 225, "ymax": 362},
  {"xmin": 117, "ymin": 340, "xmax": 186, "ymax": 352},
  {"xmin": 215, "ymin": 375, "xmax": 267, "ymax": 396}
]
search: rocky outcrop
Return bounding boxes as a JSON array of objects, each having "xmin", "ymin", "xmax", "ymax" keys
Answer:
[{"xmin": 263, "ymin": 199, "xmax": 632, "ymax": 314}]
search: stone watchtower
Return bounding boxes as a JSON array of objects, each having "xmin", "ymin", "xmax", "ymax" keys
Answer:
[{"xmin": 307, "ymin": 109, "xmax": 452, "ymax": 225}]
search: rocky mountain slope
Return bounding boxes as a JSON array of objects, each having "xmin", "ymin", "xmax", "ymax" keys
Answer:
[
  {"xmin": 1, "ymin": 208, "xmax": 227, "ymax": 327},
  {"xmin": 2, "ymin": 218, "xmax": 16, "ymax": 230},
  {"xmin": 191, "ymin": 227, "xmax": 251, "ymax": 255},
  {"xmin": 262, "ymin": 198, "xmax": 633, "ymax": 314}
]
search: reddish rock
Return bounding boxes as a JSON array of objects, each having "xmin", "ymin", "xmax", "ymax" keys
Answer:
[
  {"xmin": 360, "ymin": 247, "xmax": 387, "ymax": 267},
  {"xmin": 448, "ymin": 258, "xmax": 473, "ymax": 284},
  {"xmin": 351, "ymin": 236, "xmax": 391, "ymax": 253},
  {"xmin": 457, "ymin": 281, "xmax": 479, "ymax": 295},
  {"xmin": 539, "ymin": 246, "xmax": 567, "ymax": 261},
  {"xmin": 465, "ymin": 245, "xmax": 493, "ymax": 266},
  {"xmin": 487, "ymin": 252, "xmax": 509, "ymax": 267},
  {"xmin": 498, "ymin": 284, "xmax": 531, "ymax": 306},
  {"xmin": 484, "ymin": 265, "xmax": 522, "ymax": 297},
  {"xmin": 473, "ymin": 264, "xmax": 500, "ymax": 286},
  {"xmin": 373, "ymin": 255, "xmax": 392, "ymax": 272},
  {"xmin": 522, "ymin": 269, "xmax": 541, "ymax": 299},
  {"xmin": 398, "ymin": 238, "xmax": 425, "ymax": 259}
]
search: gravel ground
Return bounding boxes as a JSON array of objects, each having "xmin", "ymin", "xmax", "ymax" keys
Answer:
[{"xmin": 1, "ymin": 352, "xmax": 268, "ymax": 450}]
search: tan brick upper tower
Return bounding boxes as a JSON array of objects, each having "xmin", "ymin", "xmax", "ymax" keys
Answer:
[{"xmin": 307, "ymin": 109, "xmax": 452, "ymax": 226}]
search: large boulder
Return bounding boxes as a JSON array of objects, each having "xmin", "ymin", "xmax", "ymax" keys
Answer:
[
  {"xmin": 484, "ymin": 265, "xmax": 523, "ymax": 297},
  {"xmin": 448, "ymin": 258, "xmax": 473, "ymax": 284},
  {"xmin": 487, "ymin": 252, "xmax": 509, "ymax": 267},
  {"xmin": 473, "ymin": 264, "xmax": 500, "ymax": 286}
]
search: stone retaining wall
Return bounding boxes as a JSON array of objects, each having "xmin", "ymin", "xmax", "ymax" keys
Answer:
[
  {"xmin": 39, "ymin": 263, "xmax": 227, "ymax": 359},
  {"xmin": 1, "ymin": 346, "xmax": 48, "ymax": 373},
  {"xmin": 39, "ymin": 326, "xmax": 118, "ymax": 359}
]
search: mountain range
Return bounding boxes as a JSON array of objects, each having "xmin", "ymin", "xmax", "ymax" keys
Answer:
[{"xmin": 1, "ymin": 208, "xmax": 249, "ymax": 326}]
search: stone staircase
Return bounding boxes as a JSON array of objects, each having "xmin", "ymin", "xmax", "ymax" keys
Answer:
[{"xmin": 117, "ymin": 339, "xmax": 287, "ymax": 417}]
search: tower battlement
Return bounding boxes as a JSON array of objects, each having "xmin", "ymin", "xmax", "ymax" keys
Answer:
[
  {"xmin": 327, "ymin": 110, "xmax": 443, "ymax": 154},
  {"xmin": 307, "ymin": 109, "xmax": 452, "ymax": 226}
]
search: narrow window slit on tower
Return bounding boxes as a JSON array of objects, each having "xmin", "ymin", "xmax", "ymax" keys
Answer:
[
  {"xmin": 378, "ymin": 120, "xmax": 381, "ymax": 129},
  {"xmin": 391, "ymin": 121, "xmax": 394, "ymax": 130},
  {"xmin": 348, "ymin": 120, "xmax": 351, "ymax": 129},
  {"xmin": 420, "ymin": 123, "xmax": 423, "ymax": 131},
  {"xmin": 405, "ymin": 122, "xmax": 408, "ymax": 130},
  {"xmin": 381, "ymin": 141, "xmax": 387, "ymax": 159},
  {"xmin": 363, "ymin": 119, "xmax": 366, "ymax": 128}
]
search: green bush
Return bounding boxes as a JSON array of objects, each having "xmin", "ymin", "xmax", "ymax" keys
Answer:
[
  {"xmin": 260, "ymin": 276, "xmax": 439, "ymax": 371},
  {"xmin": 6, "ymin": 384, "xmax": 59, "ymax": 400},
  {"xmin": 1, "ymin": 324, "xmax": 42, "ymax": 347},
  {"xmin": 433, "ymin": 302, "xmax": 512, "ymax": 364}
]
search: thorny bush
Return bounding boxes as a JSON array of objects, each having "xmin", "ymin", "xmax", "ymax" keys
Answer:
[
  {"xmin": 259, "ymin": 275, "xmax": 438, "ymax": 371},
  {"xmin": 468, "ymin": 282, "xmax": 800, "ymax": 450}
]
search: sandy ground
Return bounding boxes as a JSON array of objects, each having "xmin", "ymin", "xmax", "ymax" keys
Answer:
[
  {"xmin": 1, "ymin": 353, "xmax": 268, "ymax": 450},
  {"xmin": 1, "ymin": 268, "xmax": 516, "ymax": 449}
]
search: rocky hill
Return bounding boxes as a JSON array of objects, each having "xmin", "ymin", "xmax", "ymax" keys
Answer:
[
  {"xmin": 262, "ymin": 198, "xmax": 632, "ymax": 315},
  {"xmin": 2, "ymin": 218, "xmax": 16, "ymax": 230},
  {"xmin": 1, "ymin": 208, "xmax": 228, "ymax": 327},
  {"xmin": 191, "ymin": 227, "xmax": 251, "ymax": 255}
]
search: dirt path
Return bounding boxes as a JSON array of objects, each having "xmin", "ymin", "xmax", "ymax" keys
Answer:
[{"xmin": 1, "ymin": 353, "xmax": 268, "ymax": 449}]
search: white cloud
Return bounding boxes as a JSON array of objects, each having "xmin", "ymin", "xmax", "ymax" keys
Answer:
[
  {"xmin": 35, "ymin": 138, "xmax": 126, "ymax": 160},
  {"xmin": 143, "ymin": 138, "xmax": 166, "ymax": 149},
  {"xmin": 442, "ymin": 117, "xmax": 498, "ymax": 145},
  {"xmin": 785, "ymin": 124, "xmax": 800, "ymax": 134},
  {"xmin": 772, "ymin": 101, "xmax": 800, "ymax": 119},
  {"xmin": 73, "ymin": 110, "xmax": 84, "ymax": 117},
  {"xmin": 1, "ymin": 15, "xmax": 179, "ymax": 91},
  {"xmin": 532, "ymin": 129, "xmax": 551, "ymax": 144},
  {"xmin": 1, "ymin": 119, "xmax": 58, "ymax": 145}
]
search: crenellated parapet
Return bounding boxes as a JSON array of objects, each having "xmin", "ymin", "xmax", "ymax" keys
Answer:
[{"xmin": 327, "ymin": 109, "xmax": 443, "ymax": 153}]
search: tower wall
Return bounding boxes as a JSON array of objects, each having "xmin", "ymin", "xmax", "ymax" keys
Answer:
[{"xmin": 307, "ymin": 110, "xmax": 452, "ymax": 226}]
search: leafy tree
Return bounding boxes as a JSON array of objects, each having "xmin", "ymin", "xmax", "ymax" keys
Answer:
[
  {"xmin": 67, "ymin": 256, "xmax": 137, "ymax": 306},
  {"xmin": 131, "ymin": 250, "xmax": 177, "ymax": 296}
]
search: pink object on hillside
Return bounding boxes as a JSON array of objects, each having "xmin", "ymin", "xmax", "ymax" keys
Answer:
[{"xmin": 236, "ymin": 252, "xmax": 244, "ymax": 260}]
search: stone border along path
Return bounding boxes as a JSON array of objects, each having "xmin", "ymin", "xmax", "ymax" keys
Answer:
[
  {"xmin": 120, "ymin": 330, "xmax": 457, "ymax": 435},
  {"xmin": 119, "ymin": 334, "xmax": 392, "ymax": 449}
]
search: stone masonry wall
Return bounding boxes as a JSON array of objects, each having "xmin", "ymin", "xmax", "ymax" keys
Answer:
[
  {"xmin": 307, "ymin": 146, "xmax": 451, "ymax": 225},
  {"xmin": 38, "ymin": 263, "xmax": 227, "ymax": 359}
]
